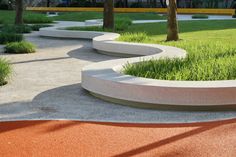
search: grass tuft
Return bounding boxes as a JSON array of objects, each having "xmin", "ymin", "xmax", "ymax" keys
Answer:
[
  {"xmin": 118, "ymin": 32, "xmax": 150, "ymax": 43},
  {"xmin": 0, "ymin": 58, "xmax": 12, "ymax": 86},
  {"xmin": 5, "ymin": 41, "xmax": 36, "ymax": 54},
  {"xmin": 123, "ymin": 41, "xmax": 236, "ymax": 81},
  {"xmin": 121, "ymin": 20, "xmax": 236, "ymax": 81}
]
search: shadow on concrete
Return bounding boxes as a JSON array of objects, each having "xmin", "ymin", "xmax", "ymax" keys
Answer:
[
  {"xmin": 67, "ymin": 46, "xmax": 118, "ymax": 62},
  {"xmin": 11, "ymin": 57, "xmax": 71, "ymax": 65},
  {"xmin": 25, "ymin": 32, "xmax": 91, "ymax": 49},
  {"xmin": 1, "ymin": 83, "xmax": 236, "ymax": 124}
]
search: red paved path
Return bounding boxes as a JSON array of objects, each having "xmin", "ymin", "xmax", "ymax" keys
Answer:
[{"xmin": 0, "ymin": 120, "xmax": 236, "ymax": 157}]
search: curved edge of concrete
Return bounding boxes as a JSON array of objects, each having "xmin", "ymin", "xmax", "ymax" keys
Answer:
[{"xmin": 39, "ymin": 23, "xmax": 236, "ymax": 107}]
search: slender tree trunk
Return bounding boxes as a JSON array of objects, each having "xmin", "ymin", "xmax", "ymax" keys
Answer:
[
  {"xmin": 15, "ymin": 0, "xmax": 24, "ymax": 25},
  {"xmin": 47, "ymin": 0, "xmax": 50, "ymax": 7},
  {"xmin": 225, "ymin": 0, "xmax": 229, "ymax": 8},
  {"xmin": 153, "ymin": 0, "xmax": 157, "ymax": 7},
  {"xmin": 166, "ymin": 0, "xmax": 179, "ymax": 41},
  {"xmin": 124, "ymin": 0, "xmax": 128, "ymax": 7},
  {"xmin": 92, "ymin": 0, "xmax": 96, "ymax": 7},
  {"xmin": 103, "ymin": 0, "xmax": 114, "ymax": 30}
]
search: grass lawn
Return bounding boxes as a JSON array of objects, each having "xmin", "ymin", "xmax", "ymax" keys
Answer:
[
  {"xmin": 0, "ymin": 10, "xmax": 52, "ymax": 24},
  {"xmin": 52, "ymin": 12, "xmax": 166, "ymax": 21},
  {"xmin": 0, "ymin": 10, "xmax": 165, "ymax": 24},
  {"xmin": 121, "ymin": 20, "xmax": 236, "ymax": 81}
]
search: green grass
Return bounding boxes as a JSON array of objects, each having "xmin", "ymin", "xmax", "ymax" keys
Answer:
[
  {"xmin": 0, "ymin": 58, "xmax": 12, "ymax": 86},
  {"xmin": 0, "ymin": 10, "xmax": 52, "ymax": 24},
  {"xmin": 192, "ymin": 14, "xmax": 209, "ymax": 19},
  {"xmin": 120, "ymin": 20, "xmax": 236, "ymax": 81},
  {"xmin": 5, "ymin": 41, "xmax": 36, "ymax": 54},
  {"xmin": 0, "ymin": 10, "xmax": 166, "ymax": 24},
  {"xmin": 52, "ymin": 12, "xmax": 166, "ymax": 21},
  {"xmin": 23, "ymin": 14, "xmax": 53, "ymax": 24}
]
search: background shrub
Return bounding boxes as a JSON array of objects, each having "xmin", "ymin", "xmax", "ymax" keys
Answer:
[
  {"xmin": 115, "ymin": 17, "xmax": 132, "ymax": 31},
  {"xmin": 65, "ymin": 26, "xmax": 104, "ymax": 31},
  {"xmin": 30, "ymin": 24, "xmax": 52, "ymax": 31},
  {"xmin": 1, "ymin": 24, "xmax": 32, "ymax": 33},
  {"xmin": 23, "ymin": 14, "xmax": 53, "ymax": 24},
  {"xmin": 130, "ymin": 2, "xmax": 143, "ymax": 8},
  {"xmin": 5, "ymin": 41, "xmax": 36, "ymax": 54},
  {"xmin": 0, "ymin": 33, "xmax": 23, "ymax": 44},
  {"xmin": 0, "ymin": 58, "xmax": 11, "ymax": 86},
  {"xmin": 0, "ymin": 3, "xmax": 9, "ymax": 10}
]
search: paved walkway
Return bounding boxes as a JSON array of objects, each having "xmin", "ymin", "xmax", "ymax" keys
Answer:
[
  {"xmin": 1, "ymin": 28, "xmax": 236, "ymax": 123},
  {"xmin": 133, "ymin": 14, "xmax": 234, "ymax": 23},
  {"xmin": 0, "ymin": 119, "xmax": 236, "ymax": 157}
]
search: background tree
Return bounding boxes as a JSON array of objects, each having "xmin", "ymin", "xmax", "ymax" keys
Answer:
[
  {"xmin": 160, "ymin": 0, "xmax": 167, "ymax": 7},
  {"xmin": 103, "ymin": 0, "xmax": 114, "ymax": 30},
  {"xmin": 166, "ymin": 0, "xmax": 179, "ymax": 41},
  {"xmin": 15, "ymin": 0, "xmax": 23, "ymax": 25}
]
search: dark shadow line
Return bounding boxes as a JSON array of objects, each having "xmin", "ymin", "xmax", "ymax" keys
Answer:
[
  {"xmin": 41, "ymin": 121, "xmax": 81, "ymax": 133},
  {"xmin": 0, "ymin": 121, "xmax": 49, "ymax": 134},
  {"xmin": 89, "ymin": 118, "xmax": 236, "ymax": 128},
  {"xmin": 11, "ymin": 57, "xmax": 71, "ymax": 65},
  {"xmin": 112, "ymin": 121, "xmax": 234, "ymax": 157}
]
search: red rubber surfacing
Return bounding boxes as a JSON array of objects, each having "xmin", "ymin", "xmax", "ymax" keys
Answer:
[{"xmin": 0, "ymin": 120, "xmax": 236, "ymax": 157}]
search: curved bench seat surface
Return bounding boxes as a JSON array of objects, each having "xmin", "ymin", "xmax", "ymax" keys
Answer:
[{"xmin": 39, "ymin": 22, "xmax": 236, "ymax": 106}]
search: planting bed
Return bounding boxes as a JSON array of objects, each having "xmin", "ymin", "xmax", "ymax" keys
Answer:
[{"xmin": 39, "ymin": 20, "xmax": 236, "ymax": 108}]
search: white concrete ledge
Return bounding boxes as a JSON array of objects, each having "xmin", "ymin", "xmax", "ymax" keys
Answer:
[{"xmin": 39, "ymin": 22, "xmax": 236, "ymax": 107}]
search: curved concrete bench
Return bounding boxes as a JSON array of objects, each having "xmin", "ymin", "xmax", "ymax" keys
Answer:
[{"xmin": 39, "ymin": 23, "xmax": 236, "ymax": 108}]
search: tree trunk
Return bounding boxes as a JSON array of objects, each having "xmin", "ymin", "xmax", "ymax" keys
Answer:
[
  {"xmin": 103, "ymin": 0, "xmax": 114, "ymax": 30},
  {"xmin": 166, "ymin": 0, "xmax": 179, "ymax": 41},
  {"xmin": 47, "ymin": 0, "xmax": 50, "ymax": 7},
  {"xmin": 15, "ymin": 0, "xmax": 24, "ymax": 25},
  {"xmin": 124, "ymin": 0, "xmax": 128, "ymax": 7}
]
